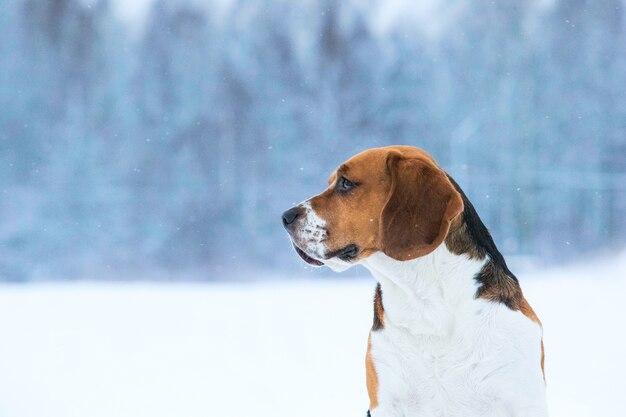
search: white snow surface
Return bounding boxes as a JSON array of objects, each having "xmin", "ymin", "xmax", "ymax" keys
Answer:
[{"xmin": 0, "ymin": 254, "xmax": 625, "ymax": 417}]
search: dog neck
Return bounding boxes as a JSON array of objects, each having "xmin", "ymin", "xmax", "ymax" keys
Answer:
[{"xmin": 361, "ymin": 243, "xmax": 486, "ymax": 337}]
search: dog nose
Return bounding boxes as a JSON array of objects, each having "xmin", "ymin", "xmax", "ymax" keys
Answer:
[{"xmin": 282, "ymin": 207, "xmax": 301, "ymax": 229}]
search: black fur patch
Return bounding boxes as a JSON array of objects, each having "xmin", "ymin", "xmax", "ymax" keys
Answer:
[
  {"xmin": 445, "ymin": 174, "xmax": 523, "ymax": 309},
  {"xmin": 372, "ymin": 283, "xmax": 384, "ymax": 331}
]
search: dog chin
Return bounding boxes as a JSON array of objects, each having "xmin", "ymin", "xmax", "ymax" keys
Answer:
[{"xmin": 322, "ymin": 257, "xmax": 353, "ymax": 272}]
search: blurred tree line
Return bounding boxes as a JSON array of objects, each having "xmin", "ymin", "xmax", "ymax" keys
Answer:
[{"xmin": 0, "ymin": 0, "xmax": 625, "ymax": 280}]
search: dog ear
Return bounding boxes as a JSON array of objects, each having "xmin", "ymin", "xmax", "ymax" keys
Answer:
[{"xmin": 380, "ymin": 151, "xmax": 464, "ymax": 261}]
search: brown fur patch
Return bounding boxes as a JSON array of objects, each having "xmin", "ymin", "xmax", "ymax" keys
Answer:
[
  {"xmin": 372, "ymin": 283, "xmax": 384, "ymax": 331},
  {"xmin": 380, "ymin": 152, "xmax": 464, "ymax": 261},
  {"xmin": 540, "ymin": 340, "xmax": 545, "ymax": 382},
  {"xmin": 519, "ymin": 295, "xmax": 541, "ymax": 325},
  {"xmin": 365, "ymin": 334, "xmax": 379, "ymax": 410},
  {"xmin": 475, "ymin": 261, "xmax": 524, "ymax": 310},
  {"xmin": 521, "ymin": 295, "xmax": 546, "ymax": 381}
]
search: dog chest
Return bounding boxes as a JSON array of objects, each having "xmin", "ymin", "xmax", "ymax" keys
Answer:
[{"xmin": 369, "ymin": 300, "xmax": 547, "ymax": 417}]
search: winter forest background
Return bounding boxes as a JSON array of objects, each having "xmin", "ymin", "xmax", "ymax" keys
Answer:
[{"xmin": 1, "ymin": 0, "xmax": 625, "ymax": 281}]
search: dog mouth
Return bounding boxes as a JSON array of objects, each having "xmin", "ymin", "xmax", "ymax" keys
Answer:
[
  {"xmin": 292, "ymin": 243, "xmax": 361, "ymax": 267},
  {"xmin": 292, "ymin": 244, "xmax": 324, "ymax": 266}
]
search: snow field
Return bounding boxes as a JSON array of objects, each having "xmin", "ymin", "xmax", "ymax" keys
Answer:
[{"xmin": 0, "ymin": 254, "xmax": 625, "ymax": 417}]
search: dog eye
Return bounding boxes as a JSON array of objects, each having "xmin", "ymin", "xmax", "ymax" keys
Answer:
[{"xmin": 338, "ymin": 176, "xmax": 356, "ymax": 193}]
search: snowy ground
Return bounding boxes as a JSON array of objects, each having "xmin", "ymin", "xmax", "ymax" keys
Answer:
[{"xmin": 0, "ymin": 254, "xmax": 625, "ymax": 417}]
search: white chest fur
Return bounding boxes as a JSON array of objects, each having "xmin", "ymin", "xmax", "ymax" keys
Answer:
[{"xmin": 361, "ymin": 247, "xmax": 548, "ymax": 417}]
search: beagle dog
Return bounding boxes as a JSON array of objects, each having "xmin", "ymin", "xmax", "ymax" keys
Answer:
[{"xmin": 282, "ymin": 146, "xmax": 547, "ymax": 417}]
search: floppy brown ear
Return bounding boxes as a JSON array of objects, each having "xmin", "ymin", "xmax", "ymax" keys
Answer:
[{"xmin": 380, "ymin": 152, "xmax": 464, "ymax": 261}]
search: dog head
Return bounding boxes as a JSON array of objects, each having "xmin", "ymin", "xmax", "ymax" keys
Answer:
[{"xmin": 282, "ymin": 146, "xmax": 464, "ymax": 271}]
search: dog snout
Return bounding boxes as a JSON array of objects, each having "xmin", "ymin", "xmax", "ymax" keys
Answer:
[{"xmin": 282, "ymin": 206, "xmax": 302, "ymax": 230}]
